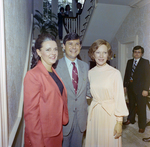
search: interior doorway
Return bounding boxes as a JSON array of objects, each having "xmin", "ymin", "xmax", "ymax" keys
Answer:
[
  {"xmin": 118, "ymin": 35, "xmax": 138, "ymax": 78},
  {"xmin": 121, "ymin": 42, "xmax": 134, "ymax": 78},
  {"xmin": 118, "ymin": 35, "xmax": 138, "ymax": 101}
]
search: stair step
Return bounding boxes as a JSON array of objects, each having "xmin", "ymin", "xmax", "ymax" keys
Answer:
[
  {"xmin": 85, "ymin": 15, "xmax": 90, "ymax": 19},
  {"xmin": 83, "ymin": 22, "xmax": 87, "ymax": 26},
  {"xmin": 88, "ymin": 6, "xmax": 93, "ymax": 11},
  {"xmin": 81, "ymin": 29, "xmax": 85, "ymax": 32}
]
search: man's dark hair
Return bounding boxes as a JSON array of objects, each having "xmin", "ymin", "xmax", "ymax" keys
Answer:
[
  {"xmin": 63, "ymin": 32, "xmax": 81, "ymax": 45},
  {"xmin": 60, "ymin": 7, "xmax": 64, "ymax": 12},
  {"xmin": 132, "ymin": 45, "xmax": 144, "ymax": 54}
]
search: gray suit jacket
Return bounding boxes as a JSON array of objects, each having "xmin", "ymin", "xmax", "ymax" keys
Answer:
[{"xmin": 55, "ymin": 57, "xmax": 91, "ymax": 136}]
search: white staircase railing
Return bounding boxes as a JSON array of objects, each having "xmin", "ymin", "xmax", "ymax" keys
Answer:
[
  {"xmin": 63, "ymin": 0, "xmax": 96, "ymax": 41},
  {"xmin": 63, "ymin": 15, "xmax": 81, "ymax": 35}
]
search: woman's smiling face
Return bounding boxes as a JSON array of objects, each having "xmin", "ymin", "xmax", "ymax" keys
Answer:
[
  {"xmin": 37, "ymin": 40, "xmax": 58, "ymax": 69},
  {"xmin": 93, "ymin": 44, "xmax": 108, "ymax": 67}
]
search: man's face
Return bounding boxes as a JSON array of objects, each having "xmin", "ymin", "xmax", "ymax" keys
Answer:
[
  {"xmin": 133, "ymin": 49, "xmax": 143, "ymax": 59},
  {"xmin": 63, "ymin": 39, "xmax": 81, "ymax": 61}
]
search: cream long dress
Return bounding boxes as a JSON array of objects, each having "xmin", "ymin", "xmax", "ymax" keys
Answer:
[{"xmin": 85, "ymin": 64, "xmax": 128, "ymax": 147}]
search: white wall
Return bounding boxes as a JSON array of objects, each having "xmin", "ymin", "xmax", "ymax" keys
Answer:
[
  {"xmin": 82, "ymin": 3, "xmax": 131, "ymax": 46},
  {"xmin": 52, "ymin": 0, "xmax": 58, "ymax": 16},
  {"xmin": 33, "ymin": 0, "xmax": 43, "ymax": 39},
  {"xmin": 4, "ymin": 0, "xmax": 33, "ymax": 135},
  {"xmin": 111, "ymin": 3, "xmax": 150, "ymax": 69},
  {"xmin": 3, "ymin": 0, "xmax": 34, "ymax": 146},
  {"xmin": 34, "ymin": 0, "xmax": 43, "ymax": 14}
]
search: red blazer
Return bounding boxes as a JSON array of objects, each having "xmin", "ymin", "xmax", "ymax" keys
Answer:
[{"xmin": 24, "ymin": 61, "xmax": 68, "ymax": 147}]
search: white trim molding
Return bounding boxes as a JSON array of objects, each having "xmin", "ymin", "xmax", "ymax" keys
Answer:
[{"xmin": 0, "ymin": 0, "xmax": 8, "ymax": 146}]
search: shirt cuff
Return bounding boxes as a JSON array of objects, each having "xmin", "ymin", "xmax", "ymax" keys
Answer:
[{"xmin": 116, "ymin": 116, "xmax": 123, "ymax": 122}]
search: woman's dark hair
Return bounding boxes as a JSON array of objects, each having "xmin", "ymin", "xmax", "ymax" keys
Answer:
[
  {"xmin": 88, "ymin": 39, "xmax": 112, "ymax": 61},
  {"xmin": 63, "ymin": 32, "xmax": 81, "ymax": 45},
  {"xmin": 65, "ymin": 4, "xmax": 70, "ymax": 11},
  {"xmin": 31, "ymin": 33, "xmax": 56, "ymax": 69}
]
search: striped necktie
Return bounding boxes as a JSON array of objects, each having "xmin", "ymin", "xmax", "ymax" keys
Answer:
[
  {"xmin": 130, "ymin": 60, "xmax": 137, "ymax": 81},
  {"xmin": 72, "ymin": 62, "xmax": 78, "ymax": 94}
]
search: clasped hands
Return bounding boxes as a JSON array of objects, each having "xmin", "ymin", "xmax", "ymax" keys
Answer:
[{"xmin": 113, "ymin": 121, "xmax": 122, "ymax": 139}]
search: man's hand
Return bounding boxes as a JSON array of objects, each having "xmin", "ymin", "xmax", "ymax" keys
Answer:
[{"xmin": 142, "ymin": 90, "xmax": 148, "ymax": 97}]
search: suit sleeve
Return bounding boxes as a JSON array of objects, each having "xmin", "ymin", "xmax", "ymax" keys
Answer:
[
  {"xmin": 86, "ymin": 78, "xmax": 92, "ymax": 98},
  {"xmin": 143, "ymin": 60, "xmax": 150, "ymax": 91},
  {"xmin": 24, "ymin": 71, "xmax": 45, "ymax": 147},
  {"xmin": 85, "ymin": 63, "xmax": 92, "ymax": 98},
  {"xmin": 123, "ymin": 60, "xmax": 130, "ymax": 87}
]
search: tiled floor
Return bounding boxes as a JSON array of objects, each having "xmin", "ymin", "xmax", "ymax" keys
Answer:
[{"xmin": 122, "ymin": 116, "xmax": 150, "ymax": 147}]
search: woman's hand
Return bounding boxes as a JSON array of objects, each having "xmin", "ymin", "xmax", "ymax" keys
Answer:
[{"xmin": 113, "ymin": 121, "xmax": 122, "ymax": 139}]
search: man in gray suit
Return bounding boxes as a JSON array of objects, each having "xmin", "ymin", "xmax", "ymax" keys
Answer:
[{"xmin": 55, "ymin": 32, "xmax": 91, "ymax": 147}]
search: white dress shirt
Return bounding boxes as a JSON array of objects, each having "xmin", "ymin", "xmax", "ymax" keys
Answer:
[
  {"xmin": 133, "ymin": 58, "xmax": 140, "ymax": 66},
  {"xmin": 65, "ymin": 56, "xmax": 79, "ymax": 79}
]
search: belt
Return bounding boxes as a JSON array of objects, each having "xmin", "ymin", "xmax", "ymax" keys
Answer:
[
  {"xmin": 89, "ymin": 99, "xmax": 115, "ymax": 120},
  {"xmin": 130, "ymin": 79, "xmax": 133, "ymax": 82}
]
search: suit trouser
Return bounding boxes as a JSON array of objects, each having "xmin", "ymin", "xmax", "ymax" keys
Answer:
[
  {"xmin": 62, "ymin": 112, "xmax": 84, "ymax": 147},
  {"xmin": 127, "ymin": 82, "xmax": 147, "ymax": 129},
  {"xmin": 58, "ymin": 23, "xmax": 63, "ymax": 40}
]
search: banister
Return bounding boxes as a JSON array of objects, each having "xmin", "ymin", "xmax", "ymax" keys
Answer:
[
  {"xmin": 62, "ymin": 0, "xmax": 96, "ymax": 42},
  {"xmin": 63, "ymin": 15, "xmax": 81, "ymax": 35},
  {"xmin": 63, "ymin": 17, "xmax": 69, "ymax": 34}
]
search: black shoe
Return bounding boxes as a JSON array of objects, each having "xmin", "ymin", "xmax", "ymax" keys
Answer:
[
  {"xmin": 123, "ymin": 120, "xmax": 136, "ymax": 125},
  {"xmin": 123, "ymin": 120, "xmax": 130, "ymax": 125},
  {"xmin": 142, "ymin": 137, "xmax": 150, "ymax": 142},
  {"xmin": 139, "ymin": 128, "xmax": 145, "ymax": 133}
]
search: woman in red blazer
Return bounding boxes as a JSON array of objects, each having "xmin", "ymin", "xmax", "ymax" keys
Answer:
[{"xmin": 24, "ymin": 34, "xmax": 68, "ymax": 147}]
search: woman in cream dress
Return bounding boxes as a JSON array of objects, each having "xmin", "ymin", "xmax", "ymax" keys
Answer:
[{"xmin": 85, "ymin": 39, "xmax": 128, "ymax": 147}]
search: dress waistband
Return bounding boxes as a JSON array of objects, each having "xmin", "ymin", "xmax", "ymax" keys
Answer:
[{"xmin": 89, "ymin": 99, "xmax": 115, "ymax": 120}]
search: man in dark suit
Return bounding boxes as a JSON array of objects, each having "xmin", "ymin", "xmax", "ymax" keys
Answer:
[
  {"xmin": 58, "ymin": 7, "xmax": 66, "ymax": 40},
  {"xmin": 55, "ymin": 32, "xmax": 91, "ymax": 147},
  {"xmin": 123, "ymin": 45, "xmax": 149, "ymax": 133}
]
